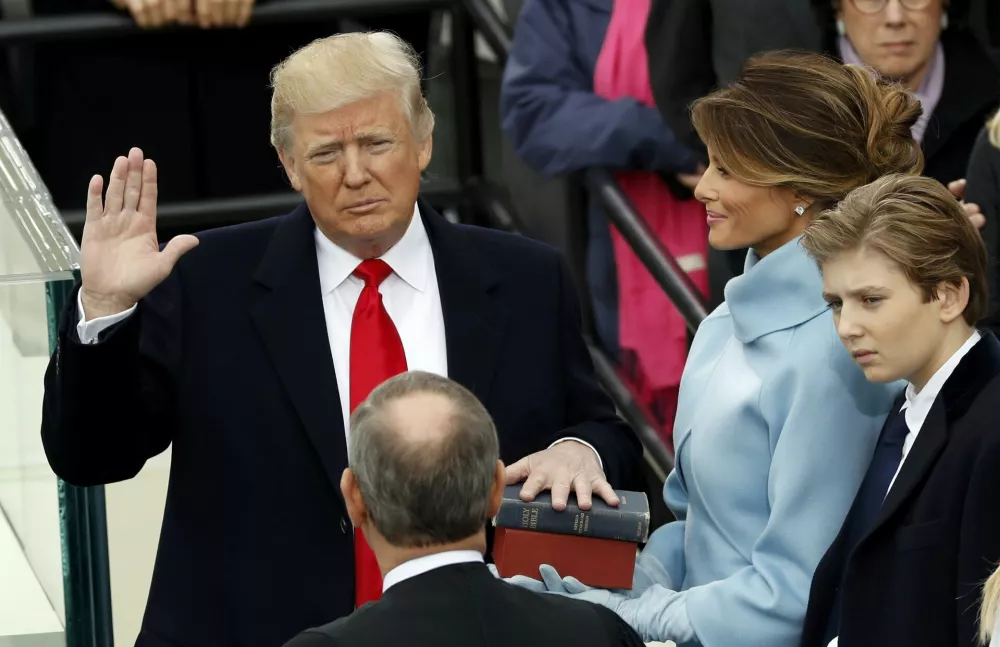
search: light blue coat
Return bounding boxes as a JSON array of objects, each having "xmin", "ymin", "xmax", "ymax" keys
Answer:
[{"xmin": 642, "ymin": 237, "xmax": 901, "ymax": 646}]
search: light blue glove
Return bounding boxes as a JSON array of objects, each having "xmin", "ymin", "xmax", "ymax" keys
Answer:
[
  {"xmin": 511, "ymin": 564, "xmax": 696, "ymax": 645},
  {"xmin": 500, "ymin": 546, "xmax": 676, "ymax": 597}
]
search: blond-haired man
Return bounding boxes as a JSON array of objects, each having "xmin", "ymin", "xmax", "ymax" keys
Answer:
[{"xmin": 40, "ymin": 32, "xmax": 640, "ymax": 647}]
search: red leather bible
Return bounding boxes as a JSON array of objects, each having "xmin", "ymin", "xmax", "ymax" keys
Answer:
[{"xmin": 492, "ymin": 526, "xmax": 637, "ymax": 590}]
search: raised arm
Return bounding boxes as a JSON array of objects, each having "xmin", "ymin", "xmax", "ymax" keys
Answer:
[{"xmin": 40, "ymin": 148, "xmax": 197, "ymax": 486}]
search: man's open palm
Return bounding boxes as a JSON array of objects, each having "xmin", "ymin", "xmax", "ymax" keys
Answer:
[{"xmin": 80, "ymin": 148, "xmax": 198, "ymax": 320}]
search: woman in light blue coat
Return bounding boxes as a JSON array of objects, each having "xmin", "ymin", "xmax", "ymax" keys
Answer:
[{"xmin": 511, "ymin": 51, "xmax": 921, "ymax": 646}]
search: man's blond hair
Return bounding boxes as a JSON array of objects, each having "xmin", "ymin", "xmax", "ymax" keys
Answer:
[
  {"xmin": 269, "ymin": 31, "xmax": 435, "ymax": 151},
  {"xmin": 990, "ymin": 110, "xmax": 1000, "ymax": 149}
]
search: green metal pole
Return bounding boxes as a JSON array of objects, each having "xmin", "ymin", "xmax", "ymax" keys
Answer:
[{"xmin": 46, "ymin": 275, "xmax": 115, "ymax": 647}]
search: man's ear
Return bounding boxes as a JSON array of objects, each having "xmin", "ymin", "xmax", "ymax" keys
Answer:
[
  {"xmin": 341, "ymin": 468, "xmax": 367, "ymax": 528},
  {"xmin": 487, "ymin": 460, "xmax": 505, "ymax": 518},
  {"xmin": 278, "ymin": 149, "xmax": 303, "ymax": 192},
  {"xmin": 937, "ymin": 277, "xmax": 970, "ymax": 325},
  {"xmin": 417, "ymin": 134, "xmax": 433, "ymax": 173}
]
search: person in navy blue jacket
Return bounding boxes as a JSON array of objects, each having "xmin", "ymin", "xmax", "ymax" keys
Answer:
[
  {"xmin": 500, "ymin": 0, "xmax": 701, "ymax": 358},
  {"xmin": 39, "ymin": 32, "xmax": 641, "ymax": 647}
]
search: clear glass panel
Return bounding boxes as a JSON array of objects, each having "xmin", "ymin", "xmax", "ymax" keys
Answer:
[
  {"xmin": 0, "ymin": 279, "xmax": 67, "ymax": 646},
  {"xmin": 0, "ymin": 105, "xmax": 77, "ymax": 646},
  {"xmin": 0, "ymin": 107, "xmax": 79, "ymax": 286}
]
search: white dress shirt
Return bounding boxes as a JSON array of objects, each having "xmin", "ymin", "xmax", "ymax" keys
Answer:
[
  {"xmin": 828, "ymin": 330, "xmax": 981, "ymax": 647},
  {"xmin": 991, "ymin": 609, "xmax": 1000, "ymax": 647},
  {"xmin": 380, "ymin": 549, "xmax": 484, "ymax": 593},
  {"xmin": 890, "ymin": 330, "xmax": 981, "ymax": 492},
  {"xmin": 315, "ymin": 204, "xmax": 447, "ymax": 434},
  {"xmin": 76, "ymin": 204, "xmax": 601, "ymax": 462}
]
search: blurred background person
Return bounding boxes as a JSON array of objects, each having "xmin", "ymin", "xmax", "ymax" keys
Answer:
[
  {"xmin": 508, "ymin": 51, "xmax": 911, "ymax": 647},
  {"xmin": 964, "ymin": 112, "xmax": 1000, "ymax": 334},
  {"xmin": 283, "ymin": 371, "xmax": 645, "ymax": 647},
  {"xmin": 800, "ymin": 173, "xmax": 1000, "ymax": 647},
  {"xmin": 811, "ymin": 0, "xmax": 1000, "ymax": 187},
  {"xmin": 501, "ymin": 0, "xmax": 708, "ymax": 447}
]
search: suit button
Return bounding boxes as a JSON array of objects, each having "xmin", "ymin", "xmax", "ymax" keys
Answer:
[{"xmin": 340, "ymin": 518, "xmax": 348, "ymax": 534}]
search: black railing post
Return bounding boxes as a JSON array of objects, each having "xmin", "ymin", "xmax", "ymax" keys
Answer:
[{"xmin": 449, "ymin": 1, "xmax": 485, "ymax": 183}]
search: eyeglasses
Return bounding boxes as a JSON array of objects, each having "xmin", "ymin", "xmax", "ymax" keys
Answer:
[{"xmin": 849, "ymin": 0, "xmax": 934, "ymax": 14}]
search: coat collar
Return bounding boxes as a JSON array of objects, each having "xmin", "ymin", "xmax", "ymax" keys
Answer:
[
  {"xmin": 873, "ymin": 331, "xmax": 1000, "ymax": 531},
  {"xmin": 723, "ymin": 237, "xmax": 829, "ymax": 343},
  {"xmin": 249, "ymin": 200, "xmax": 507, "ymax": 499}
]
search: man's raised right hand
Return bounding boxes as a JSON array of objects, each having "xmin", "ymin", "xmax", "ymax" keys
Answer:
[{"xmin": 79, "ymin": 148, "xmax": 198, "ymax": 321}]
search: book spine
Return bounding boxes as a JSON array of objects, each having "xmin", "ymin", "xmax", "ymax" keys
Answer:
[{"xmin": 494, "ymin": 500, "xmax": 649, "ymax": 542}]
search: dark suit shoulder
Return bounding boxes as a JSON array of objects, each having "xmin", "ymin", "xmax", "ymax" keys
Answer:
[
  {"xmin": 282, "ymin": 627, "xmax": 343, "ymax": 647},
  {"xmin": 488, "ymin": 577, "xmax": 644, "ymax": 644},
  {"xmin": 181, "ymin": 211, "xmax": 289, "ymax": 260},
  {"xmin": 453, "ymin": 222, "xmax": 564, "ymax": 267}
]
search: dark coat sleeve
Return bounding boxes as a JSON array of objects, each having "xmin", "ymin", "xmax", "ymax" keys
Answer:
[
  {"xmin": 593, "ymin": 605, "xmax": 646, "ymax": 647},
  {"xmin": 552, "ymin": 254, "xmax": 643, "ymax": 490},
  {"xmin": 40, "ymin": 275, "xmax": 181, "ymax": 486},
  {"xmin": 964, "ymin": 126, "xmax": 1000, "ymax": 334},
  {"xmin": 499, "ymin": 0, "xmax": 698, "ymax": 177},
  {"xmin": 955, "ymin": 430, "xmax": 1000, "ymax": 647},
  {"xmin": 645, "ymin": 0, "xmax": 714, "ymax": 153}
]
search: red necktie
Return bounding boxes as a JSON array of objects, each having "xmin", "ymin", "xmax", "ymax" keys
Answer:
[{"xmin": 349, "ymin": 259, "xmax": 407, "ymax": 607}]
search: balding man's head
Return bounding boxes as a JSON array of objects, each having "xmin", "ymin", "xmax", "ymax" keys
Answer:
[{"xmin": 346, "ymin": 372, "xmax": 500, "ymax": 548}]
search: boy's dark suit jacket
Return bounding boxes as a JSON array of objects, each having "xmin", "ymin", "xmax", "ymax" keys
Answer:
[
  {"xmin": 801, "ymin": 332, "xmax": 1000, "ymax": 647},
  {"xmin": 40, "ymin": 200, "xmax": 641, "ymax": 647},
  {"xmin": 282, "ymin": 562, "xmax": 646, "ymax": 647}
]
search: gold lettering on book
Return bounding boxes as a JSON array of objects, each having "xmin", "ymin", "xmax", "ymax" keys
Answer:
[
  {"xmin": 529, "ymin": 508, "xmax": 538, "ymax": 529},
  {"xmin": 572, "ymin": 513, "xmax": 591, "ymax": 534}
]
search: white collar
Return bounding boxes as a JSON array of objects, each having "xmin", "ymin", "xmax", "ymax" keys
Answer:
[
  {"xmin": 381, "ymin": 550, "xmax": 484, "ymax": 593},
  {"xmin": 902, "ymin": 330, "xmax": 981, "ymax": 430},
  {"xmin": 314, "ymin": 202, "xmax": 430, "ymax": 295}
]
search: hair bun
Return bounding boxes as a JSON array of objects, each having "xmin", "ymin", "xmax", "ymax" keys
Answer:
[{"xmin": 846, "ymin": 65, "xmax": 925, "ymax": 178}]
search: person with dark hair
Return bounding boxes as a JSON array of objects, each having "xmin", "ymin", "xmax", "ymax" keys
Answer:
[
  {"xmin": 283, "ymin": 371, "xmax": 645, "ymax": 647},
  {"xmin": 508, "ymin": 50, "xmax": 909, "ymax": 647},
  {"xmin": 800, "ymin": 173, "xmax": 1000, "ymax": 647}
]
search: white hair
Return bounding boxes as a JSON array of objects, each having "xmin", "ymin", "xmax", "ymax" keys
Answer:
[
  {"xmin": 269, "ymin": 31, "xmax": 435, "ymax": 151},
  {"xmin": 982, "ymin": 565, "xmax": 1000, "ymax": 645}
]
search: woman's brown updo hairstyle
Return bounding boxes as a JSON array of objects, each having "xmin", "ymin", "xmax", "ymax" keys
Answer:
[{"xmin": 691, "ymin": 50, "xmax": 924, "ymax": 209}]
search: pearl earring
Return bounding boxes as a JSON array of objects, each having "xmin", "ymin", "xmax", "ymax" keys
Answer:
[
  {"xmin": 941, "ymin": 13, "xmax": 949, "ymax": 30},
  {"xmin": 795, "ymin": 206, "xmax": 806, "ymax": 216},
  {"xmin": 836, "ymin": 19, "xmax": 846, "ymax": 36}
]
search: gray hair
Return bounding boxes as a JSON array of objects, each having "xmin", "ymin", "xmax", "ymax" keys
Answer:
[
  {"xmin": 269, "ymin": 31, "xmax": 435, "ymax": 152},
  {"xmin": 348, "ymin": 371, "xmax": 499, "ymax": 548}
]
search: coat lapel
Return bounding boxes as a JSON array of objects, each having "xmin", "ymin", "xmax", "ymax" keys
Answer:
[
  {"xmin": 420, "ymin": 200, "xmax": 507, "ymax": 405},
  {"xmin": 250, "ymin": 205, "xmax": 347, "ymax": 500},
  {"xmin": 871, "ymin": 332, "xmax": 1000, "ymax": 532}
]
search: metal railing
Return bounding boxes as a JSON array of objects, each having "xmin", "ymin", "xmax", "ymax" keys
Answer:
[{"xmin": 462, "ymin": 0, "xmax": 709, "ymax": 333}]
